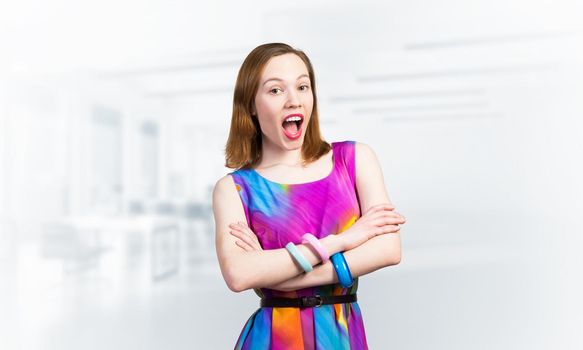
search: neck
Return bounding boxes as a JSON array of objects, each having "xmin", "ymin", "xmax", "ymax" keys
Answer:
[{"xmin": 258, "ymin": 137, "xmax": 304, "ymax": 168}]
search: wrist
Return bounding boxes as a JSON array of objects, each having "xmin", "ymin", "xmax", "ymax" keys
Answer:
[{"xmin": 320, "ymin": 234, "xmax": 345, "ymax": 255}]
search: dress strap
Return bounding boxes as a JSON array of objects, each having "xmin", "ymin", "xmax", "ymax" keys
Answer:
[
  {"xmin": 332, "ymin": 141, "xmax": 357, "ymax": 189},
  {"xmin": 228, "ymin": 170, "xmax": 252, "ymax": 226}
]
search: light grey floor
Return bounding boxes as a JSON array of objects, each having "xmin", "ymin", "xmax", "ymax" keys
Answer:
[{"xmin": 1, "ymin": 212, "xmax": 581, "ymax": 350}]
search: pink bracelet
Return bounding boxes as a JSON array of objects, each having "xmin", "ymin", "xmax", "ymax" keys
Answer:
[{"xmin": 301, "ymin": 233, "xmax": 330, "ymax": 263}]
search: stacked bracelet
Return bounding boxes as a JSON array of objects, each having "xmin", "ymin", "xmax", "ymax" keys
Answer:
[
  {"xmin": 301, "ymin": 233, "xmax": 330, "ymax": 263},
  {"xmin": 330, "ymin": 252, "xmax": 353, "ymax": 288},
  {"xmin": 285, "ymin": 242, "xmax": 313, "ymax": 272}
]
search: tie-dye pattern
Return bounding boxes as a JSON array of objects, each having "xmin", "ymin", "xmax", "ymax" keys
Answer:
[{"xmin": 230, "ymin": 141, "xmax": 369, "ymax": 350}]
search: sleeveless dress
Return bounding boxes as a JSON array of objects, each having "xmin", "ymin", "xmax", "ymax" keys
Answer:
[{"xmin": 229, "ymin": 140, "xmax": 369, "ymax": 350}]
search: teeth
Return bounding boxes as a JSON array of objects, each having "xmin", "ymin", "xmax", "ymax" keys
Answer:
[{"xmin": 284, "ymin": 116, "xmax": 302, "ymax": 122}]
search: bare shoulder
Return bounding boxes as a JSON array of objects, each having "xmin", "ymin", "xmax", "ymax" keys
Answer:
[
  {"xmin": 212, "ymin": 174, "xmax": 237, "ymax": 202},
  {"xmin": 212, "ymin": 173, "xmax": 247, "ymax": 233},
  {"xmin": 354, "ymin": 141, "xmax": 391, "ymax": 210},
  {"xmin": 354, "ymin": 141, "xmax": 380, "ymax": 168},
  {"xmin": 213, "ymin": 174, "xmax": 235, "ymax": 192}
]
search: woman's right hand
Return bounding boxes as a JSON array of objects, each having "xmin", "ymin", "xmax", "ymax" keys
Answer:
[{"xmin": 337, "ymin": 203, "xmax": 405, "ymax": 251}]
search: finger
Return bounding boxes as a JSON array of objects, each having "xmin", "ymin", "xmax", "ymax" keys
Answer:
[
  {"xmin": 231, "ymin": 229, "xmax": 257, "ymax": 248},
  {"xmin": 235, "ymin": 240, "xmax": 253, "ymax": 252},
  {"xmin": 240, "ymin": 226, "xmax": 261, "ymax": 246},
  {"xmin": 229, "ymin": 228, "xmax": 244, "ymax": 238},
  {"xmin": 238, "ymin": 228, "xmax": 263, "ymax": 250},
  {"xmin": 241, "ymin": 231, "xmax": 262, "ymax": 250},
  {"xmin": 370, "ymin": 217, "xmax": 405, "ymax": 226},
  {"xmin": 369, "ymin": 211, "xmax": 405, "ymax": 223},
  {"xmin": 365, "ymin": 204, "xmax": 395, "ymax": 215},
  {"xmin": 231, "ymin": 223, "xmax": 253, "ymax": 237},
  {"xmin": 393, "ymin": 212, "xmax": 406, "ymax": 220},
  {"xmin": 370, "ymin": 203, "xmax": 395, "ymax": 211},
  {"xmin": 230, "ymin": 229, "xmax": 260, "ymax": 249},
  {"xmin": 233, "ymin": 222, "xmax": 263, "ymax": 249},
  {"xmin": 373, "ymin": 224, "xmax": 401, "ymax": 235},
  {"xmin": 373, "ymin": 211, "xmax": 403, "ymax": 219},
  {"xmin": 231, "ymin": 221, "xmax": 251, "ymax": 230},
  {"xmin": 233, "ymin": 233, "xmax": 262, "ymax": 251},
  {"xmin": 229, "ymin": 229, "xmax": 247, "ymax": 242},
  {"xmin": 383, "ymin": 224, "xmax": 401, "ymax": 233},
  {"xmin": 387, "ymin": 213, "xmax": 406, "ymax": 224}
]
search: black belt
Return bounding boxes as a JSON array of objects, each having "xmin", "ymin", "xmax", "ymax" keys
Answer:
[{"xmin": 260, "ymin": 294, "xmax": 357, "ymax": 308}]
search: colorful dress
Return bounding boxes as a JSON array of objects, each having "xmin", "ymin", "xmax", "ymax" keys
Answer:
[{"xmin": 229, "ymin": 140, "xmax": 369, "ymax": 350}]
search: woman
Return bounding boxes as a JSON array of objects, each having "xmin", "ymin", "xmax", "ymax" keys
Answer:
[{"xmin": 212, "ymin": 42, "xmax": 406, "ymax": 349}]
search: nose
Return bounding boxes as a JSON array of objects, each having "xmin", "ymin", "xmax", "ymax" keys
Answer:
[{"xmin": 285, "ymin": 89, "xmax": 301, "ymax": 109}]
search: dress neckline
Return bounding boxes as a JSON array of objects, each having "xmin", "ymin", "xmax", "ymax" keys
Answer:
[{"xmin": 250, "ymin": 143, "xmax": 336, "ymax": 186}]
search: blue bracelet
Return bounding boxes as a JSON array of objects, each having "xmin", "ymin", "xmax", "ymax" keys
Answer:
[
  {"xmin": 330, "ymin": 252, "xmax": 353, "ymax": 288},
  {"xmin": 285, "ymin": 242, "xmax": 313, "ymax": 273}
]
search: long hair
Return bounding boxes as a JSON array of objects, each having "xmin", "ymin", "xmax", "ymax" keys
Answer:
[{"xmin": 225, "ymin": 42, "xmax": 330, "ymax": 169}]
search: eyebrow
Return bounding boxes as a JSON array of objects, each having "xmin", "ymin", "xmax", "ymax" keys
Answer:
[{"xmin": 262, "ymin": 74, "xmax": 309, "ymax": 86}]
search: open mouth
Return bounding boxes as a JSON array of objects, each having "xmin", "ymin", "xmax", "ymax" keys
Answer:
[
  {"xmin": 282, "ymin": 117, "xmax": 303, "ymax": 135},
  {"xmin": 281, "ymin": 113, "xmax": 304, "ymax": 140}
]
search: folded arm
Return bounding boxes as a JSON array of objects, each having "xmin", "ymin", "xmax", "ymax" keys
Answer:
[
  {"xmin": 213, "ymin": 174, "xmax": 346, "ymax": 293},
  {"xmin": 265, "ymin": 232, "xmax": 400, "ymax": 291},
  {"xmin": 267, "ymin": 142, "xmax": 402, "ymax": 291}
]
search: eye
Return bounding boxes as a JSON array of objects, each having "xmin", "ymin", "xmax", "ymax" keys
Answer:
[
  {"xmin": 269, "ymin": 87, "xmax": 282, "ymax": 95},
  {"xmin": 299, "ymin": 84, "xmax": 310, "ymax": 91}
]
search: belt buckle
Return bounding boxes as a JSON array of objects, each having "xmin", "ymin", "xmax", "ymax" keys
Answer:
[{"xmin": 301, "ymin": 295, "xmax": 323, "ymax": 308}]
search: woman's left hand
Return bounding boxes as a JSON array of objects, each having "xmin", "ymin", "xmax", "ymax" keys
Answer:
[{"xmin": 229, "ymin": 221, "xmax": 263, "ymax": 252}]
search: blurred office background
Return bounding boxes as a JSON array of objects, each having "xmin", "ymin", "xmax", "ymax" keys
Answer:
[{"xmin": 1, "ymin": 0, "xmax": 582, "ymax": 349}]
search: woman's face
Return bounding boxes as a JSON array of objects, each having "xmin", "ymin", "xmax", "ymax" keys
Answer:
[{"xmin": 253, "ymin": 53, "xmax": 314, "ymax": 150}]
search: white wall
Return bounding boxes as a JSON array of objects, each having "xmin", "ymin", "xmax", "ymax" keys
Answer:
[{"xmin": 1, "ymin": 0, "xmax": 582, "ymax": 349}]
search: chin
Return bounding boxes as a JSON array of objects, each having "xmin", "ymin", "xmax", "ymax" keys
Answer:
[{"xmin": 281, "ymin": 140, "xmax": 303, "ymax": 150}]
